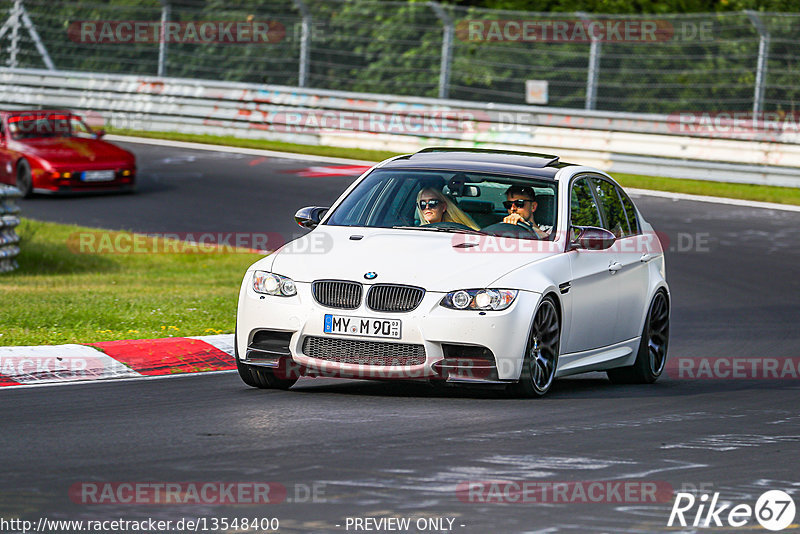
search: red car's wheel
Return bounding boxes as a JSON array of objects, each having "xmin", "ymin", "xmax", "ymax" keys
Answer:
[{"xmin": 16, "ymin": 159, "xmax": 32, "ymax": 198}]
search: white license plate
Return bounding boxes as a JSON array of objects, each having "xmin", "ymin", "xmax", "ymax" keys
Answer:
[
  {"xmin": 82, "ymin": 170, "xmax": 115, "ymax": 182},
  {"xmin": 323, "ymin": 314, "xmax": 401, "ymax": 339}
]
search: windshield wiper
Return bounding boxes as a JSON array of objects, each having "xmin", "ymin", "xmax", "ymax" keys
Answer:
[{"xmin": 391, "ymin": 225, "xmax": 486, "ymax": 235}]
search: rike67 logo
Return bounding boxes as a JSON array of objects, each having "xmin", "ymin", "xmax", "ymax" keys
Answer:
[{"xmin": 668, "ymin": 490, "xmax": 796, "ymax": 531}]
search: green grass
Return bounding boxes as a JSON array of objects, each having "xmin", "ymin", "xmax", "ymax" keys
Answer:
[
  {"xmin": 613, "ymin": 173, "xmax": 800, "ymax": 206},
  {"xmin": 109, "ymin": 128, "xmax": 800, "ymax": 206},
  {"xmin": 0, "ymin": 219, "xmax": 261, "ymax": 346}
]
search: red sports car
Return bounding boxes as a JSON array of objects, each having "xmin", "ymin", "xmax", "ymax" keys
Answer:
[{"xmin": 0, "ymin": 110, "xmax": 136, "ymax": 196}]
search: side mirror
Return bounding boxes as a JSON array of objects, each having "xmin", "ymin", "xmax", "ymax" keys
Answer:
[
  {"xmin": 570, "ymin": 226, "xmax": 616, "ymax": 251},
  {"xmin": 294, "ymin": 206, "xmax": 329, "ymax": 229},
  {"xmin": 93, "ymin": 129, "xmax": 106, "ymax": 139}
]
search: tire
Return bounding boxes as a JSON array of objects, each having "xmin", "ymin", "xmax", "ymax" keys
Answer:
[
  {"xmin": 16, "ymin": 159, "xmax": 32, "ymax": 198},
  {"xmin": 509, "ymin": 296, "xmax": 560, "ymax": 398},
  {"xmin": 234, "ymin": 330, "xmax": 298, "ymax": 390},
  {"xmin": 607, "ymin": 290, "xmax": 669, "ymax": 384},
  {"xmin": 236, "ymin": 358, "xmax": 297, "ymax": 390},
  {"xmin": 236, "ymin": 356, "xmax": 260, "ymax": 387}
]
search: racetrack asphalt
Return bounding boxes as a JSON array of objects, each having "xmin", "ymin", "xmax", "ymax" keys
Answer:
[{"xmin": 4, "ymin": 140, "xmax": 800, "ymax": 532}]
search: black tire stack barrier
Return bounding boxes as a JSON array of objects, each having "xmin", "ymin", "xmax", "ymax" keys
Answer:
[{"xmin": 0, "ymin": 185, "xmax": 22, "ymax": 273}]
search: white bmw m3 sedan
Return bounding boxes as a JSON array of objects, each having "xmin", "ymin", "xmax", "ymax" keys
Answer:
[{"xmin": 235, "ymin": 148, "xmax": 670, "ymax": 397}]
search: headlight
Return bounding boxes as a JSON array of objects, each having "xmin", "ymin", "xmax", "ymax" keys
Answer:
[
  {"xmin": 440, "ymin": 289, "xmax": 518, "ymax": 311},
  {"xmin": 252, "ymin": 270, "xmax": 297, "ymax": 297}
]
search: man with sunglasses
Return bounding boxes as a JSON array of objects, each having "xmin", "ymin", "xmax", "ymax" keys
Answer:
[{"xmin": 502, "ymin": 185, "xmax": 550, "ymax": 238}]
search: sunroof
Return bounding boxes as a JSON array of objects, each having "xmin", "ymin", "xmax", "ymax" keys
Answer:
[{"xmin": 413, "ymin": 147, "xmax": 560, "ymax": 168}]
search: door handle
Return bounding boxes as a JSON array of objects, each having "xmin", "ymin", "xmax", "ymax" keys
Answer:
[
  {"xmin": 640, "ymin": 253, "xmax": 655, "ymax": 262},
  {"xmin": 608, "ymin": 261, "xmax": 623, "ymax": 273}
]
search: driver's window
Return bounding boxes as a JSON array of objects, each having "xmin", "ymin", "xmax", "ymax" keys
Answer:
[{"xmin": 570, "ymin": 178, "xmax": 602, "ymax": 239}]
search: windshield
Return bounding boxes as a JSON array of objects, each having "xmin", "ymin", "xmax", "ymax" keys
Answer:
[
  {"xmin": 325, "ymin": 169, "xmax": 558, "ymax": 240},
  {"xmin": 7, "ymin": 114, "xmax": 94, "ymax": 140}
]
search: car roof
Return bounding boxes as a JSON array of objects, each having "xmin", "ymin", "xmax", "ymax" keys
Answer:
[{"xmin": 379, "ymin": 147, "xmax": 575, "ymax": 180}]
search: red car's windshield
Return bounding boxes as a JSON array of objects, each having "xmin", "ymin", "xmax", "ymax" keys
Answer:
[{"xmin": 7, "ymin": 114, "xmax": 94, "ymax": 140}]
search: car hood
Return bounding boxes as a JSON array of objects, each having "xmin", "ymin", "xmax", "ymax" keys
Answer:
[
  {"xmin": 262, "ymin": 226, "xmax": 561, "ymax": 292},
  {"xmin": 12, "ymin": 137, "xmax": 133, "ymax": 165}
]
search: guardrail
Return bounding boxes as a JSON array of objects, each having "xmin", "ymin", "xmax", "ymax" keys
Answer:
[
  {"xmin": 0, "ymin": 184, "xmax": 21, "ymax": 273},
  {"xmin": 1, "ymin": 67, "xmax": 799, "ymax": 187}
]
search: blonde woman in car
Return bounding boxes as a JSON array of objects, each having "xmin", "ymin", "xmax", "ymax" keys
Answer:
[{"xmin": 416, "ymin": 187, "xmax": 480, "ymax": 231}]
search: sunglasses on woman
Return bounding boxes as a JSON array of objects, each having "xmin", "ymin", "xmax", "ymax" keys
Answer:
[
  {"xmin": 503, "ymin": 199, "xmax": 533, "ymax": 210},
  {"xmin": 419, "ymin": 199, "xmax": 442, "ymax": 210}
]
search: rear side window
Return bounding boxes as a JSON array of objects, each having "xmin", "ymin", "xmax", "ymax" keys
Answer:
[
  {"xmin": 590, "ymin": 177, "xmax": 630, "ymax": 238},
  {"xmin": 570, "ymin": 178, "xmax": 602, "ymax": 231},
  {"xmin": 619, "ymin": 189, "xmax": 641, "ymax": 235}
]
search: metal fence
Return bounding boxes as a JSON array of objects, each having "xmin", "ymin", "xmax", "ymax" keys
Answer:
[
  {"xmin": 1, "ymin": 0, "xmax": 798, "ymax": 115},
  {"xmin": 0, "ymin": 185, "xmax": 21, "ymax": 273}
]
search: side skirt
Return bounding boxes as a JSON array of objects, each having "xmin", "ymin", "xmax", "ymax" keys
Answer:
[{"xmin": 555, "ymin": 337, "xmax": 640, "ymax": 377}]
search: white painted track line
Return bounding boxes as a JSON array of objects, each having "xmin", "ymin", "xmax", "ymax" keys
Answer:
[{"xmin": 107, "ymin": 135, "xmax": 375, "ymax": 165}]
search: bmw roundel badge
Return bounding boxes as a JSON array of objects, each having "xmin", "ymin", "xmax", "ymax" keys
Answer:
[{"xmin": 364, "ymin": 272, "xmax": 378, "ymax": 280}]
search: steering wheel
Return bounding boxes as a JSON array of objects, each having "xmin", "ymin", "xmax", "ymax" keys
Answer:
[
  {"xmin": 426, "ymin": 221, "xmax": 475, "ymax": 231},
  {"xmin": 480, "ymin": 222, "xmax": 541, "ymax": 240}
]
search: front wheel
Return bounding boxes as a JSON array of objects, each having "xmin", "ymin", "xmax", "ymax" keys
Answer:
[
  {"xmin": 236, "ymin": 358, "xmax": 298, "ymax": 390},
  {"xmin": 607, "ymin": 290, "xmax": 669, "ymax": 384},
  {"xmin": 16, "ymin": 159, "xmax": 32, "ymax": 198},
  {"xmin": 234, "ymin": 330, "xmax": 298, "ymax": 390},
  {"xmin": 509, "ymin": 296, "xmax": 560, "ymax": 398}
]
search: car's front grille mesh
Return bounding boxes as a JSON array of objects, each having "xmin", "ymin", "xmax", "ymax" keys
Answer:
[
  {"xmin": 366, "ymin": 284, "xmax": 425, "ymax": 313},
  {"xmin": 312, "ymin": 280, "xmax": 362, "ymax": 309},
  {"xmin": 302, "ymin": 336, "xmax": 426, "ymax": 366}
]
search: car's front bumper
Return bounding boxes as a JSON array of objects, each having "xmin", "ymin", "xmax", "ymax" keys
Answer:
[{"xmin": 236, "ymin": 278, "xmax": 540, "ymax": 382}]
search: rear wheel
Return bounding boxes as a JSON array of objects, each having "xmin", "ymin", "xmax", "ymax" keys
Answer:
[
  {"xmin": 607, "ymin": 290, "xmax": 669, "ymax": 384},
  {"xmin": 235, "ymin": 331, "xmax": 298, "ymax": 390},
  {"xmin": 509, "ymin": 296, "xmax": 560, "ymax": 398},
  {"xmin": 16, "ymin": 159, "xmax": 32, "ymax": 198}
]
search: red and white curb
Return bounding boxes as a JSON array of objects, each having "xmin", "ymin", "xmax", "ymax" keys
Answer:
[{"xmin": 0, "ymin": 334, "xmax": 235, "ymax": 387}]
